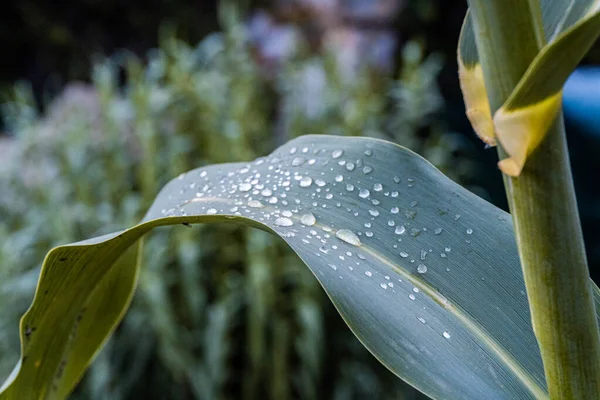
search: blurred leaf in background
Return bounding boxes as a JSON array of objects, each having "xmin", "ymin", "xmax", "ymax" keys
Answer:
[{"xmin": 0, "ymin": 1, "xmax": 480, "ymax": 399}]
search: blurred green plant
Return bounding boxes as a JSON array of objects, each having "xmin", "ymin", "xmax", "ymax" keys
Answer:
[{"xmin": 0, "ymin": 12, "xmax": 474, "ymax": 400}]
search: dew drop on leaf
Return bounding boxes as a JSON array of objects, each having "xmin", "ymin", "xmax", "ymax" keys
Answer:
[
  {"xmin": 301, "ymin": 213, "xmax": 316, "ymax": 226},
  {"xmin": 248, "ymin": 200, "xmax": 265, "ymax": 208},
  {"xmin": 239, "ymin": 183, "xmax": 252, "ymax": 192},
  {"xmin": 395, "ymin": 225, "xmax": 406, "ymax": 235},
  {"xmin": 292, "ymin": 157, "xmax": 306, "ymax": 166},
  {"xmin": 299, "ymin": 177, "xmax": 313, "ymax": 187},
  {"xmin": 335, "ymin": 229, "xmax": 362, "ymax": 246},
  {"xmin": 274, "ymin": 217, "xmax": 293, "ymax": 227}
]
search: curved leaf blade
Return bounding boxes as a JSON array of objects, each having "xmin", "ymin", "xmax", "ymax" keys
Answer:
[{"xmin": 6, "ymin": 134, "xmax": 596, "ymax": 399}]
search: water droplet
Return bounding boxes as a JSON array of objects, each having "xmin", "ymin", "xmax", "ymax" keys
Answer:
[
  {"xmin": 346, "ymin": 162, "xmax": 355, "ymax": 171},
  {"xmin": 335, "ymin": 229, "xmax": 362, "ymax": 246},
  {"xmin": 282, "ymin": 210, "xmax": 293, "ymax": 217},
  {"xmin": 274, "ymin": 217, "xmax": 294, "ymax": 227},
  {"xmin": 466, "ymin": 228, "xmax": 473, "ymax": 234},
  {"xmin": 332, "ymin": 150, "xmax": 344, "ymax": 159},
  {"xmin": 373, "ymin": 183, "xmax": 383, "ymax": 191},
  {"xmin": 443, "ymin": 331, "xmax": 451, "ymax": 339},
  {"xmin": 365, "ymin": 231, "xmax": 373, "ymax": 237},
  {"xmin": 335, "ymin": 175, "xmax": 344, "ymax": 182},
  {"xmin": 261, "ymin": 188, "xmax": 272, "ymax": 196},
  {"xmin": 409, "ymin": 294, "xmax": 416, "ymax": 301},
  {"xmin": 239, "ymin": 183, "xmax": 252, "ymax": 192},
  {"xmin": 364, "ymin": 149, "xmax": 373, "ymax": 157},
  {"xmin": 400, "ymin": 252, "xmax": 409, "ymax": 258},
  {"xmin": 248, "ymin": 200, "xmax": 265, "ymax": 208},
  {"xmin": 329, "ymin": 264, "xmax": 338, "ymax": 270},
  {"xmin": 207, "ymin": 208, "xmax": 218, "ymax": 215},
  {"xmin": 300, "ymin": 177, "xmax": 313, "ymax": 187},
  {"xmin": 363, "ymin": 166, "xmax": 373, "ymax": 174},
  {"xmin": 434, "ymin": 228, "xmax": 443, "ymax": 235},
  {"xmin": 445, "ymin": 247, "xmax": 452, "ymax": 252},
  {"xmin": 346, "ymin": 184, "xmax": 355, "ymax": 191},
  {"xmin": 292, "ymin": 157, "xmax": 306, "ymax": 166},
  {"xmin": 393, "ymin": 176, "xmax": 401, "ymax": 183},
  {"xmin": 319, "ymin": 246, "xmax": 329, "ymax": 254},
  {"xmin": 365, "ymin": 271, "xmax": 372, "ymax": 277},
  {"xmin": 388, "ymin": 220, "xmax": 395, "ymax": 226},
  {"xmin": 301, "ymin": 213, "xmax": 316, "ymax": 226},
  {"xmin": 289, "ymin": 147, "xmax": 297, "ymax": 154},
  {"xmin": 417, "ymin": 264, "xmax": 428, "ymax": 274},
  {"xmin": 316, "ymin": 179, "xmax": 326, "ymax": 187},
  {"xmin": 455, "ymin": 214, "xmax": 461, "ymax": 221},
  {"xmin": 369, "ymin": 209, "xmax": 379, "ymax": 217},
  {"xmin": 420, "ymin": 250, "xmax": 427, "ymax": 260},
  {"xmin": 379, "ymin": 283, "xmax": 388, "ymax": 289},
  {"xmin": 359, "ymin": 189, "xmax": 370, "ymax": 198},
  {"xmin": 391, "ymin": 207, "xmax": 399, "ymax": 214},
  {"xmin": 410, "ymin": 201, "xmax": 418, "ymax": 207},
  {"xmin": 418, "ymin": 317, "xmax": 426, "ymax": 324},
  {"xmin": 395, "ymin": 225, "xmax": 406, "ymax": 235}
]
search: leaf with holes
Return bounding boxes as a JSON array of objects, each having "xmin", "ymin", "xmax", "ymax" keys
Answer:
[{"xmin": 2, "ymin": 135, "xmax": 600, "ymax": 399}]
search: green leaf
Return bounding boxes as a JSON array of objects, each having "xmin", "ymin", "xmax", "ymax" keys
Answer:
[
  {"xmin": 2, "ymin": 135, "xmax": 600, "ymax": 399},
  {"xmin": 458, "ymin": 0, "xmax": 600, "ymax": 175}
]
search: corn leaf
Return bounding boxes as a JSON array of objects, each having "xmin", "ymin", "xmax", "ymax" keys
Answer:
[
  {"xmin": 3, "ymin": 135, "xmax": 600, "ymax": 399},
  {"xmin": 458, "ymin": 0, "xmax": 600, "ymax": 175}
]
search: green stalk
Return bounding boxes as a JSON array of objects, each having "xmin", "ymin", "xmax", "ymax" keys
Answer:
[{"xmin": 466, "ymin": 1, "xmax": 600, "ymax": 398}]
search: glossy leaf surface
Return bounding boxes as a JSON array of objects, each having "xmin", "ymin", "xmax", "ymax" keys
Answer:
[{"xmin": 3, "ymin": 135, "xmax": 600, "ymax": 399}]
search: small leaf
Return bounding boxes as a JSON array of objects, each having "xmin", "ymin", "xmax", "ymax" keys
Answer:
[
  {"xmin": 458, "ymin": 1, "xmax": 600, "ymax": 175},
  {"xmin": 495, "ymin": 91, "xmax": 563, "ymax": 176},
  {"xmin": 458, "ymin": 13, "xmax": 496, "ymax": 146},
  {"xmin": 3, "ymin": 135, "xmax": 600, "ymax": 399}
]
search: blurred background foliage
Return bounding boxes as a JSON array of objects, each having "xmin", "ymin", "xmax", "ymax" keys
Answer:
[{"xmin": 0, "ymin": 1, "xmax": 598, "ymax": 399}]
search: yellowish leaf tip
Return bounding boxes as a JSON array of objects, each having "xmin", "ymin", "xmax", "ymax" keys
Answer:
[
  {"xmin": 494, "ymin": 91, "xmax": 563, "ymax": 176},
  {"xmin": 459, "ymin": 61, "xmax": 496, "ymax": 146}
]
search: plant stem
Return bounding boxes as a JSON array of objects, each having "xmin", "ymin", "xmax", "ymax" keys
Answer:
[{"xmin": 466, "ymin": 1, "xmax": 600, "ymax": 398}]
